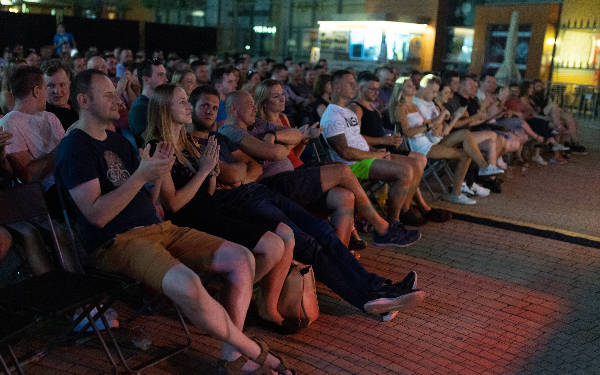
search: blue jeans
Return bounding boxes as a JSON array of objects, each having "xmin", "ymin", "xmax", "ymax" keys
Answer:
[{"xmin": 213, "ymin": 184, "xmax": 385, "ymax": 309}]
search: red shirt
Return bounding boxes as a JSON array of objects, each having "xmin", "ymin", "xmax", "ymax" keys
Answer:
[{"xmin": 279, "ymin": 114, "xmax": 304, "ymax": 168}]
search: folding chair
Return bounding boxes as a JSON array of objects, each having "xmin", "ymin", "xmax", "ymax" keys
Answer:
[
  {"xmin": 0, "ymin": 183, "xmax": 124, "ymax": 373},
  {"xmin": 54, "ymin": 178, "xmax": 192, "ymax": 374}
]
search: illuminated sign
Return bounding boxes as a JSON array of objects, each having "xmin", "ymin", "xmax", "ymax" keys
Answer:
[{"xmin": 253, "ymin": 26, "xmax": 277, "ymax": 34}]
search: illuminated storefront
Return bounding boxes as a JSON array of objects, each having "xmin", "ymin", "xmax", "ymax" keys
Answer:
[{"xmin": 316, "ymin": 20, "xmax": 431, "ymax": 70}]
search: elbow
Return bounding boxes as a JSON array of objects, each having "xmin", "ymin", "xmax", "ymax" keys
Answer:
[{"xmin": 89, "ymin": 215, "xmax": 108, "ymax": 229}]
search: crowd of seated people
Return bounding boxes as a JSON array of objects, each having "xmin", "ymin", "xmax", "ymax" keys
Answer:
[{"xmin": 0, "ymin": 40, "xmax": 589, "ymax": 373}]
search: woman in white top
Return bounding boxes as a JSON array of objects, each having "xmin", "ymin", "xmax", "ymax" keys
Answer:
[{"xmin": 389, "ymin": 77, "xmax": 497, "ymax": 205}]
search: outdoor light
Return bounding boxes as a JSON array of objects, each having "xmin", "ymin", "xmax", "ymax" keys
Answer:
[
  {"xmin": 245, "ymin": 45, "xmax": 251, "ymax": 50},
  {"xmin": 0, "ymin": 0, "xmax": 12, "ymax": 4},
  {"xmin": 191, "ymin": 10, "xmax": 204, "ymax": 17},
  {"xmin": 253, "ymin": 26, "xmax": 277, "ymax": 34},
  {"xmin": 545, "ymin": 37, "xmax": 556, "ymax": 46}
]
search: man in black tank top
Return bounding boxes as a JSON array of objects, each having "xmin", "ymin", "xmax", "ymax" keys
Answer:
[{"xmin": 349, "ymin": 72, "xmax": 404, "ymax": 151}]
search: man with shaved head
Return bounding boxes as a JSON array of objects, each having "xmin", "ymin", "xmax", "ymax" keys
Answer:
[{"xmin": 87, "ymin": 56, "xmax": 108, "ymax": 75}]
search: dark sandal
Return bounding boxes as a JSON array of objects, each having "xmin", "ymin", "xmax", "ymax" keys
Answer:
[
  {"xmin": 217, "ymin": 338, "xmax": 296, "ymax": 375},
  {"xmin": 253, "ymin": 337, "xmax": 296, "ymax": 375}
]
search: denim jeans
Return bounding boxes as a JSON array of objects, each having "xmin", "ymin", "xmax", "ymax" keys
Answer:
[{"xmin": 213, "ymin": 183, "xmax": 386, "ymax": 309}]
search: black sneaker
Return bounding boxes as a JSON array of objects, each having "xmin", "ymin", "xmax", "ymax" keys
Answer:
[
  {"xmin": 364, "ymin": 285, "xmax": 425, "ymax": 315},
  {"xmin": 373, "ymin": 221, "xmax": 421, "ymax": 247},
  {"xmin": 570, "ymin": 144, "xmax": 587, "ymax": 155},
  {"xmin": 384, "ymin": 270, "xmax": 418, "ymax": 292}
]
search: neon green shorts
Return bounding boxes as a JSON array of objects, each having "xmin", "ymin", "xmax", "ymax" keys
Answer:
[{"xmin": 349, "ymin": 158, "xmax": 376, "ymax": 180}]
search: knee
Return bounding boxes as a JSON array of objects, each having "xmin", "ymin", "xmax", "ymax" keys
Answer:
[
  {"xmin": 414, "ymin": 153, "xmax": 427, "ymax": 171},
  {"xmin": 223, "ymin": 242, "xmax": 256, "ymax": 280},
  {"xmin": 274, "ymin": 223, "xmax": 294, "ymax": 244},
  {"xmin": 259, "ymin": 231, "xmax": 285, "ymax": 258},
  {"xmin": 329, "ymin": 187, "xmax": 355, "ymax": 209}
]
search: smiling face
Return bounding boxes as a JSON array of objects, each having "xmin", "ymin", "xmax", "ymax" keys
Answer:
[
  {"xmin": 402, "ymin": 79, "xmax": 417, "ymax": 96},
  {"xmin": 422, "ymin": 82, "xmax": 440, "ymax": 102},
  {"xmin": 82, "ymin": 74, "xmax": 122, "ymax": 122},
  {"xmin": 45, "ymin": 68, "xmax": 70, "ymax": 108},
  {"xmin": 265, "ymin": 83, "xmax": 285, "ymax": 114},
  {"xmin": 437, "ymin": 85, "xmax": 453, "ymax": 104}
]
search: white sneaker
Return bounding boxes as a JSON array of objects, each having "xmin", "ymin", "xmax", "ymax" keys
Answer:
[
  {"xmin": 532, "ymin": 154, "xmax": 548, "ymax": 166},
  {"xmin": 461, "ymin": 182, "xmax": 475, "ymax": 195},
  {"xmin": 497, "ymin": 156, "xmax": 508, "ymax": 170},
  {"xmin": 552, "ymin": 143, "xmax": 570, "ymax": 151},
  {"xmin": 471, "ymin": 182, "xmax": 490, "ymax": 197},
  {"xmin": 446, "ymin": 193, "xmax": 476, "ymax": 205},
  {"xmin": 478, "ymin": 165, "xmax": 505, "ymax": 176}
]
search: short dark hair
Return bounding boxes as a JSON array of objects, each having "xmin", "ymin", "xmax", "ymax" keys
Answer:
[
  {"xmin": 480, "ymin": 72, "xmax": 495, "ymax": 82},
  {"xmin": 357, "ymin": 71, "xmax": 379, "ymax": 84},
  {"xmin": 313, "ymin": 73, "xmax": 331, "ymax": 97},
  {"xmin": 459, "ymin": 73, "xmax": 478, "ymax": 84},
  {"xmin": 270, "ymin": 63, "xmax": 287, "ymax": 76},
  {"xmin": 189, "ymin": 85, "xmax": 220, "ymax": 108},
  {"xmin": 71, "ymin": 69, "xmax": 106, "ymax": 111},
  {"xmin": 10, "ymin": 66, "xmax": 44, "ymax": 99},
  {"xmin": 41, "ymin": 59, "xmax": 70, "ymax": 77},
  {"xmin": 190, "ymin": 59, "xmax": 208, "ymax": 70},
  {"xmin": 441, "ymin": 70, "xmax": 459, "ymax": 86},
  {"xmin": 331, "ymin": 69, "xmax": 352, "ymax": 84},
  {"xmin": 211, "ymin": 66, "xmax": 234, "ymax": 85},
  {"xmin": 137, "ymin": 58, "xmax": 163, "ymax": 86}
]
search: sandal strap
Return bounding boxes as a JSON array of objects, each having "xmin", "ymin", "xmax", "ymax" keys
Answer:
[
  {"xmin": 219, "ymin": 355, "xmax": 250, "ymax": 374},
  {"xmin": 251, "ymin": 337, "xmax": 270, "ymax": 366}
]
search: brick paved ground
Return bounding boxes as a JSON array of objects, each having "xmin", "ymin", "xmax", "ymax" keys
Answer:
[
  {"xmin": 16, "ymin": 218, "xmax": 600, "ymax": 375},
  {"xmin": 10, "ymin": 119, "xmax": 600, "ymax": 374}
]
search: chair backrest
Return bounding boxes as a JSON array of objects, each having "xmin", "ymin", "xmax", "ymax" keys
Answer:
[{"xmin": 0, "ymin": 183, "xmax": 68, "ymax": 271}]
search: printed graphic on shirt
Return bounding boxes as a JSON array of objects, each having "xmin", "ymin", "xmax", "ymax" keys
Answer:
[
  {"xmin": 104, "ymin": 150, "xmax": 131, "ymax": 186},
  {"xmin": 345, "ymin": 116, "xmax": 359, "ymax": 128}
]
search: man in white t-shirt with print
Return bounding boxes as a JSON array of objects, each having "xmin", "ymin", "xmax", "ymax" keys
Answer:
[{"xmin": 321, "ymin": 69, "xmax": 425, "ymax": 234}]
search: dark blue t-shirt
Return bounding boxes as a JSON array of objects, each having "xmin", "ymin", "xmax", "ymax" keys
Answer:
[{"xmin": 55, "ymin": 129, "xmax": 160, "ymax": 252}]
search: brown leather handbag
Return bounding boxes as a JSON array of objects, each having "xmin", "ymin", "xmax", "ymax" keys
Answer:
[{"xmin": 277, "ymin": 261, "xmax": 319, "ymax": 328}]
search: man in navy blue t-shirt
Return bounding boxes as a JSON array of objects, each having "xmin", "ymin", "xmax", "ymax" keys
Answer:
[{"xmin": 55, "ymin": 70, "xmax": 293, "ymax": 371}]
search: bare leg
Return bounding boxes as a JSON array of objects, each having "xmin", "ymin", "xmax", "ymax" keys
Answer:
[
  {"xmin": 389, "ymin": 154, "xmax": 424, "ymax": 211},
  {"xmin": 441, "ymin": 130, "xmax": 488, "ymax": 168},
  {"xmin": 319, "ymin": 164, "xmax": 389, "ymax": 235},
  {"xmin": 471, "ymin": 131, "xmax": 498, "ymax": 165},
  {"xmin": 325, "ymin": 187, "xmax": 354, "ymax": 246},
  {"xmin": 427, "ymin": 145, "xmax": 471, "ymax": 196},
  {"xmin": 368, "ymin": 158, "xmax": 414, "ymax": 221},
  {"xmin": 162, "ymin": 264, "xmax": 292, "ymax": 374},
  {"xmin": 256, "ymin": 224, "xmax": 294, "ymax": 325},
  {"xmin": 209, "ymin": 242, "xmax": 255, "ymax": 362}
]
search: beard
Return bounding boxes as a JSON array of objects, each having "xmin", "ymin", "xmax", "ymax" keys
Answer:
[{"xmin": 191, "ymin": 113, "xmax": 214, "ymax": 132}]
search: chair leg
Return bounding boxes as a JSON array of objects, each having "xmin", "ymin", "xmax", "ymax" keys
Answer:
[
  {"xmin": 95, "ymin": 302, "xmax": 191, "ymax": 374},
  {"xmin": 8, "ymin": 346, "xmax": 24, "ymax": 375},
  {"xmin": 0, "ymin": 352, "xmax": 12, "ymax": 375}
]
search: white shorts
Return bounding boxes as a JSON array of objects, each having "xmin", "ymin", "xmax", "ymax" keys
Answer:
[{"xmin": 408, "ymin": 131, "xmax": 441, "ymax": 156}]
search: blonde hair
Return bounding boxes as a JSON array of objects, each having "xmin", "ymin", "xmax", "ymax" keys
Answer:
[
  {"xmin": 387, "ymin": 76, "xmax": 411, "ymax": 125},
  {"xmin": 144, "ymin": 84, "xmax": 201, "ymax": 171},
  {"xmin": 253, "ymin": 79, "xmax": 281, "ymax": 120}
]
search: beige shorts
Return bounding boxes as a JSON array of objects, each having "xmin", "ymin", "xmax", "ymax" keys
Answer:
[{"xmin": 91, "ymin": 221, "xmax": 224, "ymax": 292}]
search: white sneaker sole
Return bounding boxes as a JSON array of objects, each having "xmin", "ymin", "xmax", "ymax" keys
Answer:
[
  {"xmin": 373, "ymin": 232, "xmax": 422, "ymax": 248},
  {"xmin": 364, "ymin": 290, "xmax": 426, "ymax": 315}
]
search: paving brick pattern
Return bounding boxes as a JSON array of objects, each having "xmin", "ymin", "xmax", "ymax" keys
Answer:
[{"xmin": 16, "ymin": 219, "xmax": 600, "ymax": 375}]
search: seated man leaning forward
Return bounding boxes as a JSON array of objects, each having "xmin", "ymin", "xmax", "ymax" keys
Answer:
[
  {"xmin": 190, "ymin": 85, "xmax": 425, "ymax": 320},
  {"xmin": 321, "ymin": 70, "xmax": 426, "ymax": 227},
  {"xmin": 54, "ymin": 69, "xmax": 295, "ymax": 374},
  {"xmin": 218, "ymin": 90, "xmax": 420, "ymax": 247}
]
